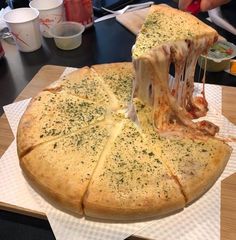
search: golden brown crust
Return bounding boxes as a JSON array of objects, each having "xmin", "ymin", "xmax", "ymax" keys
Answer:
[
  {"xmin": 151, "ymin": 4, "xmax": 218, "ymax": 41},
  {"xmin": 19, "ymin": 123, "xmax": 112, "ymax": 215},
  {"xmin": 183, "ymin": 139, "xmax": 232, "ymax": 203},
  {"xmin": 84, "ymin": 192, "xmax": 184, "ymax": 221},
  {"xmin": 148, "ymin": 4, "xmax": 216, "ymax": 35},
  {"xmin": 17, "ymin": 91, "xmax": 52, "ymax": 157},
  {"xmin": 20, "ymin": 155, "xmax": 83, "ymax": 215}
]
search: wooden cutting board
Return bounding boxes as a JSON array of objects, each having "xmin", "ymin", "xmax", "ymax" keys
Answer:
[
  {"xmin": 116, "ymin": 7, "xmax": 229, "ymax": 41},
  {"xmin": 116, "ymin": 8, "xmax": 148, "ymax": 35},
  {"xmin": 0, "ymin": 65, "xmax": 236, "ymax": 239}
]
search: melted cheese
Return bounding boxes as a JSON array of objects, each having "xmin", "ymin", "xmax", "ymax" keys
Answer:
[{"xmin": 132, "ymin": 5, "xmax": 219, "ymax": 137}]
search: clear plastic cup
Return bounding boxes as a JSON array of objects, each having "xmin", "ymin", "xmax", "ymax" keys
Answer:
[{"xmin": 50, "ymin": 21, "xmax": 85, "ymax": 50}]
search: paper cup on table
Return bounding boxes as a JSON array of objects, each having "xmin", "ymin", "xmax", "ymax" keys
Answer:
[
  {"xmin": 29, "ymin": 0, "xmax": 64, "ymax": 38},
  {"xmin": 3, "ymin": 8, "xmax": 42, "ymax": 52}
]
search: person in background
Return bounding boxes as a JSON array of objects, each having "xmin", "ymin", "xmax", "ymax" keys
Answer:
[
  {"xmin": 178, "ymin": 0, "xmax": 231, "ymax": 11},
  {"xmin": 0, "ymin": 0, "xmax": 7, "ymax": 10},
  {"xmin": 179, "ymin": 0, "xmax": 236, "ymax": 30}
]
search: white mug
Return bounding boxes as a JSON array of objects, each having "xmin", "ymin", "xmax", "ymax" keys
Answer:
[
  {"xmin": 3, "ymin": 8, "xmax": 42, "ymax": 52},
  {"xmin": 29, "ymin": 0, "xmax": 64, "ymax": 38}
]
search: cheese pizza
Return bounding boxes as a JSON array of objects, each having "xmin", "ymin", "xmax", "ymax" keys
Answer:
[
  {"xmin": 132, "ymin": 4, "xmax": 219, "ymax": 137},
  {"xmin": 17, "ymin": 5, "xmax": 232, "ymax": 221}
]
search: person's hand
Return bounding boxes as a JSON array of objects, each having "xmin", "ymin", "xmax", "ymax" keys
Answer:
[{"xmin": 178, "ymin": 0, "xmax": 231, "ymax": 12}]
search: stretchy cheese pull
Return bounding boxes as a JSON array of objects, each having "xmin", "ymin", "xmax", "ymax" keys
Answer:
[{"xmin": 132, "ymin": 4, "xmax": 219, "ymax": 137}]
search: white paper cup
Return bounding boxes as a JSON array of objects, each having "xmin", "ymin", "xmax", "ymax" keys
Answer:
[
  {"xmin": 3, "ymin": 8, "xmax": 42, "ymax": 52},
  {"xmin": 29, "ymin": 0, "xmax": 64, "ymax": 38}
]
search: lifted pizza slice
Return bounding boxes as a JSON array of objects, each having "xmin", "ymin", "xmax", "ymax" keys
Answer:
[
  {"xmin": 132, "ymin": 4, "xmax": 219, "ymax": 136},
  {"xmin": 83, "ymin": 119, "xmax": 185, "ymax": 220},
  {"xmin": 20, "ymin": 123, "xmax": 112, "ymax": 215}
]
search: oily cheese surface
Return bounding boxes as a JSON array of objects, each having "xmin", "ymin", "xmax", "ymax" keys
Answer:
[
  {"xmin": 92, "ymin": 63, "xmax": 134, "ymax": 108},
  {"xmin": 158, "ymin": 136, "xmax": 231, "ymax": 203},
  {"xmin": 17, "ymin": 91, "xmax": 107, "ymax": 157},
  {"xmin": 134, "ymin": 98, "xmax": 232, "ymax": 203},
  {"xmin": 17, "ymin": 62, "xmax": 231, "ymax": 220},
  {"xmin": 84, "ymin": 119, "xmax": 185, "ymax": 220},
  {"xmin": 46, "ymin": 67, "xmax": 112, "ymax": 106}
]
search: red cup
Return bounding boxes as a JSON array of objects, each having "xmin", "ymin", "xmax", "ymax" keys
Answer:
[
  {"xmin": 64, "ymin": 0, "xmax": 94, "ymax": 28},
  {"xmin": 0, "ymin": 41, "xmax": 5, "ymax": 59},
  {"xmin": 186, "ymin": 0, "xmax": 201, "ymax": 15}
]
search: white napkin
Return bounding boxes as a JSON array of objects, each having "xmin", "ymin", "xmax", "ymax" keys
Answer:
[
  {"xmin": 0, "ymin": 7, "xmax": 11, "ymax": 31},
  {"xmin": 1, "ymin": 67, "xmax": 236, "ymax": 239}
]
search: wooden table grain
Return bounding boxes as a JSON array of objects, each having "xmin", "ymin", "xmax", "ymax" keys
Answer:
[{"xmin": 0, "ymin": 65, "xmax": 235, "ymax": 240}]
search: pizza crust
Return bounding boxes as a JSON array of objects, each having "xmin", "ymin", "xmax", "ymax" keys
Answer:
[
  {"xmin": 20, "ymin": 123, "xmax": 113, "ymax": 215},
  {"xmin": 20, "ymin": 155, "xmax": 84, "ymax": 215},
  {"xmin": 182, "ymin": 139, "xmax": 231, "ymax": 204}
]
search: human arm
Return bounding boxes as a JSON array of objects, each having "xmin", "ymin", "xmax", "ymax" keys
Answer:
[{"xmin": 178, "ymin": 0, "xmax": 231, "ymax": 12}]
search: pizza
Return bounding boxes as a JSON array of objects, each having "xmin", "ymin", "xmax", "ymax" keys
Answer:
[
  {"xmin": 132, "ymin": 4, "xmax": 219, "ymax": 137},
  {"xmin": 17, "ymin": 5, "xmax": 232, "ymax": 221}
]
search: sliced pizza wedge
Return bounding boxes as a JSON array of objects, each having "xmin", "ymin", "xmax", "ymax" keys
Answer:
[
  {"xmin": 92, "ymin": 62, "xmax": 134, "ymax": 109},
  {"xmin": 157, "ymin": 136, "xmax": 231, "ymax": 204},
  {"xmin": 45, "ymin": 67, "xmax": 119, "ymax": 110},
  {"xmin": 134, "ymin": 98, "xmax": 232, "ymax": 204},
  {"xmin": 17, "ymin": 91, "xmax": 107, "ymax": 157},
  {"xmin": 20, "ymin": 123, "xmax": 113, "ymax": 215},
  {"xmin": 83, "ymin": 119, "xmax": 185, "ymax": 220}
]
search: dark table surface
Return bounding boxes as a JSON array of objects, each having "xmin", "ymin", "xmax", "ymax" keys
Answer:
[{"xmin": 0, "ymin": 0, "xmax": 236, "ymax": 239}]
